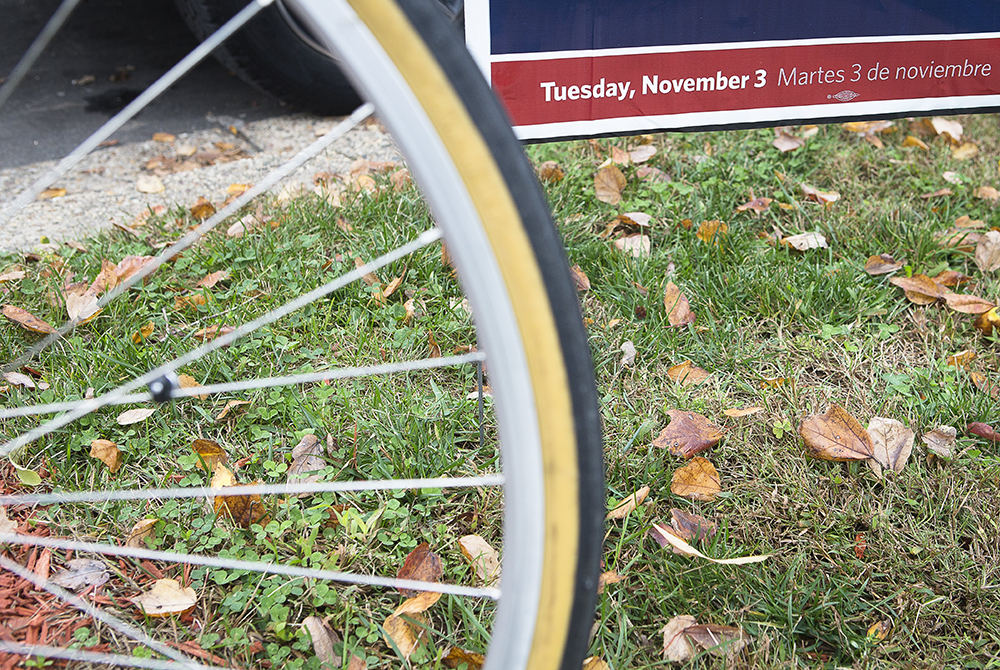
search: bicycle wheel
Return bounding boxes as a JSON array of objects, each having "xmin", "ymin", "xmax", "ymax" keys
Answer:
[{"xmin": 0, "ymin": 1, "xmax": 603, "ymax": 669}]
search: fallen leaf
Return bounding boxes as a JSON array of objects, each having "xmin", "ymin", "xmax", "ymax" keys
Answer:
[
  {"xmin": 125, "ymin": 518, "xmax": 157, "ymax": 549},
  {"xmin": 946, "ymin": 350, "xmax": 977, "ymax": 368},
  {"xmin": 922, "ymin": 425, "xmax": 956, "ymax": 460},
  {"xmin": 974, "ymin": 307, "xmax": 1000, "ymax": 335},
  {"xmin": 975, "ymin": 231, "xmax": 1000, "ymax": 273},
  {"xmin": 215, "ymin": 400, "xmax": 250, "ymax": 421},
  {"xmin": 629, "ymin": 145, "xmax": 657, "ymax": 163},
  {"xmin": 782, "ymin": 232, "xmax": 828, "ymax": 251},
  {"xmin": 595, "ymin": 166, "xmax": 627, "ymax": 205},
  {"xmin": 0, "ymin": 507, "xmax": 16, "ymax": 535},
  {"xmin": 177, "ymin": 374, "xmax": 208, "ymax": 400},
  {"xmin": 537, "ymin": 161, "xmax": 564, "ymax": 183},
  {"xmin": 968, "ymin": 422, "xmax": 1000, "ymax": 442},
  {"xmin": 723, "ymin": 407, "xmax": 764, "ymax": 418},
  {"xmin": 902, "ymin": 136, "xmax": 929, "ymax": 150},
  {"xmin": 614, "ymin": 234, "xmax": 651, "ymax": 257},
  {"xmin": 569, "ymin": 265, "xmax": 590, "ymax": 292},
  {"xmin": 736, "ymin": 196, "xmax": 773, "ymax": 213},
  {"xmin": 131, "ymin": 321, "xmax": 154, "ymax": 344},
  {"xmin": 3, "ymin": 304, "xmax": 57, "ymax": 334},
  {"xmin": 0, "ymin": 269, "xmax": 26, "ymax": 283},
  {"xmin": 117, "ymin": 407, "xmax": 156, "ymax": 425},
  {"xmin": 866, "ymin": 417, "xmax": 914, "ymax": 478},
  {"xmin": 801, "ymin": 184, "xmax": 840, "ymax": 205},
  {"xmin": 441, "ymin": 647, "xmax": 485, "ymax": 670},
  {"xmin": 952, "ymin": 142, "xmax": 979, "ymax": 160},
  {"xmin": 397, "ymin": 543, "xmax": 443, "ymax": 596},
  {"xmin": 670, "ymin": 457, "xmax": 721, "ymax": 501},
  {"xmin": 196, "ymin": 270, "xmax": 230, "ymax": 288},
  {"xmin": 582, "ymin": 657, "xmax": 611, "ymax": 670},
  {"xmin": 89, "ymin": 439, "xmax": 122, "ymax": 474},
  {"xmin": 136, "ymin": 174, "xmax": 165, "ymax": 194},
  {"xmin": 174, "ymin": 294, "xmax": 208, "ymax": 311},
  {"xmin": 37, "ymin": 187, "xmax": 66, "ymax": 200},
  {"xmin": 773, "ymin": 132, "xmax": 804, "ymax": 152},
  {"xmin": 684, "ymin": 624, "xmax": 749, "ymax": 660},
  {"xmin": 943, "ymin": 293, "xmax": 995, "ymax": 314},
  {"xmin": 63, "ymin": 286, "xmax": 101, "ymax": 324},
  {"xmin": 213, "ymin": 474, "xmax": 268, "ymax": 528},
  {"xmin": 867, "ymin": 618, "xmax": 893, "ymax": 643},
  {"xmin": 943, "ymin": 171, "xmax": 963, "ymax": 185},
  {"xmin": 226, "ymin": 183, "xmax": 251, "ymax": 197},
  {"xmin": 889, "ymin": 274, "xmax": 946, "ymax": 305},
  {"xmin": 670, "ymin": 508, "xmax": 717, "ymax": 543},
  {"xmin": 287, "ymin": 434, "xmax": 326, "ymax": 486},
  {"xmin": 696, "ymin": 220, "xmax": 727, "ymax": 245},
  {"xmin": 667, "ymin": 361, "xmax": 711, "ymax": 387},
  {"xmin": 663, "ymin": 282, "xmax": 696, "ymax": 327},
  {"xmin": 931, "ymin": 117, "xmax": 963, "ymax": 142},
  {"xmin": 382, "ymin": 609, "xmax": 426, "ymax": 659},
  {"xmin": 390, "ymin": 169, "xmax": 412, "ymax": 191},
  {"xmin": 354, "ymin": 257, "xmax": 379, "ymax": 285},
  {"xmin": 637, "ymin": 166, "xmax": 670, "ymax": 182},
  {"xmin": 190, "ymin": 197, "xmax": 216, "ymax": 221},
  {"xmin": 152, "ymin": 132, "xmax": 175, "ymax": 143},
  {"xmin": 303, "ymin": 616, "xmax": 338, "ymax": 665},
  {"xmin": 428, "ymin": 330, "xmax": 442, "ymax": 358},
  {"xmin": 921, "ymin": 188, "xmax": 953, "ymax": 199},
  {"xmin": 611, "ymin": 146, "xmax": 630, "ymax": 165},
  {"xmin": 975, "ymin": 186, "xmax": 1000, "ymax": 200},
  {"xmin": 4, "ymin": 371, "xmax": 36, "ymax": 388},
  {"xmin": 192, "ymin": 324, "xmax": 235, "ymax": 341},
  {"xmin": 191, "ymin": 439, "xmax": 227, "ymax": 472},
  {"xmin": 970, "ymin": 371, "xmax": 1000, "ymax": 398},
  {"xmin": 130, "ymin": 579, "xmax": 197, "ymax": 620},
  {"xmin": 932, "ymin": 270, "xmax": 972, "ymax": 287},
  {"xmin": 799, "ymin": 404, "xmax": 875, "ymax": 461},
  {"xmin": 650, "ymin": 523, "xmax": 771, "ymax": 564},
  {"xmin": 662, "ymin": 615, "xmax": 698, "ymax": 662},
  {"xmin": 606, "ymin": 485, "xmax": 650, "ymax": 520},
  {"xmin": 653, "ymin": 410, "xmax": 724, "ymax": 458},
  {"xmin": 458, "ymin": 535, "xmax": 500, "ymax": 586},
  {"xmin": 620, "ymin": 340, "xmax": 637, "ymax": 366},
  {"xmin": 864, "ymin": 254, "xmax": 904, "ymax": 275},
  {"xmin": 50, "ymin": 559, "xmax": 110, "ymax": 591},
  {"xmin": 597, "ymin": 571, "xmax": 623, "ymax": 594}
]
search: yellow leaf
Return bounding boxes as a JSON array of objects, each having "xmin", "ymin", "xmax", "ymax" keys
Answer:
[
  {"xmin": 89, "ymin": 439, "xmax": 122, "ymax": 473},
  {"xmin": 670, "ymin": 457, "xmax": 721, "ymax": 501},
  {"xmin": 130, "ymin": 579, "xmax": 196, "ymax": 617},
  {"xmin": 974, "ymin": 307, "xmax": 1000, "ymax": 336},
  {"xmin": 952, "ymin": 142, "xmax": 979, "ymax": 160},
  {"xmin": 226, "ymin": 183, "xmax": 252, "ymax": 197},
  {"xmin": 131, "ymin": 321, "xmax": 154, "ymax": 344},
  {"xmin": 152, "ymin": 132, "xmax": 176, "ymax": 143},
  {"xmin": 191, "ymin": 439, "xmax": 228, "ymax": 472},
  {"xmin": 37, "ymin": 187, "xmax": 66, "ymax": 200},
  {"xmin": 902, "ymin": 135, "xmax": 929, "ymax": 150},
  {"xmin": 177, "ymin": 374, "xmax": 207, "ymax": 400},
  {"xmin": 696, "ymin": 220, "xmax": 727, "ymax": 245}
]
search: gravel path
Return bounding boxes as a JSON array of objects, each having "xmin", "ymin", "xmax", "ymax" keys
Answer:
[{"xmin": 0, "ymin": 113, "xmax": 400, "ymax": 253}]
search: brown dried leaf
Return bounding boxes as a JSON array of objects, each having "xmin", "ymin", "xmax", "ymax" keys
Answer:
[
  {"xmin": 968, "ymin": 422, "xmax": 1000, "ymax": 442},
  {"xmin": 458, "ymin": 535, "xmax": 500, "ymax": 586},
  {"xmin": 442, "ymin": 646, "xmax": 485, "ymax": 670},
  {"xmin": 582, "ymin": 658, "xmax": 611, "ymax": 670},
  {"xmin": 651, "ymin": 522, "xmax": 771, "ymax": 564},
  {"xmin": 50, "ymin": 559, "xmax": 109, "ymax": 591},
  {"xmin": 946, "ymin": 349, "xmax": 977, "ymax": 368},
  {"xmin": 37, "ymin": 187, "xmax": 67, "ymax": 200},
  {"xmin": 684, "ymin": 624, "xmax": 750, "ymax": 659},
  {"xmin": 215, "ymin": 399, "xmax": 250, "ymax": 421},
  {"xmin": 889, "ymin": 274, "xmax": 946, "ymax": 304},
  {"xmin": 382, "ymin": 611, "xmax": 425, "ymax": 659},
  {"xmin": 736, "ymin": 196, "xmax": 773, "ymax": 213},
  {"xmin": 125, "ymin": 518, "xmax": 157, "ymax": 549},
  {"xmin": 670, "ymin": 457, "xmax": 721, "ymax": 501},
  {"xmin": 902, "ymin": 135, "xmax": 929, "ymax": 150},
  {"xmin": 3, "ymin": 304, "xmax": 57, "ymax": 334},
  {"xmin": 662, "ymin": 615, "xmax": 699, "ymax": 662},
  {"xmin": 303, "ymin": 615, "xmax": 338, "ymax": 665},
  {"xmin": 569, "ymin": 265, "xmax": 590, "ymax": 292},
  {"xmin": 193, "ymin": 324, "xmax": 235, "ymax": 342},
  {"xmin": 921, "ymin": 188, "xmax": 953, "ymax": 199},
  {"xmin": 594, "ymin": 166, "xmax": 627, "ymax": 204},
  {"xmin": 396, "ymin": 543, "xmax": 444, "ymax": 596},
  {"xmin": 782, "ymin": 232, "xmax": 828, "ymax": 251},
  {"xmin": 866, "ymin": 417, "xmax": 914, "ymax": 478},
  {"xmin": 597, "ymin": 571, "xmax": 623, "ymax": 594},
  {"xmin": 606, "ymin": 485, "xmax": 650, "ymax": 520},
  {"xmin": 637, "ymin": 165, "xmax": 670, "ymax": 182},
  {"xmin": 922, "ymin": 425, "xmax": 957, "ymax": 460},
  {"xmin": 864, "ymin": 254, "xmax": 904, "ymax": 276},
  {"xmin": 177, "ymin": 374, "xmax": 207, "ymax": 400},
  {"xmin": 287, "ymin": 434, "xmax": 326, "ymax": 486},
  {"xmin": 196, "ymin": 270, "xmax": 230, "ymax": 288},
  {"xmin": 152, "ymin": 132, "xmax": 175, "ymax": 143},
  {"xmin": 944, "ymin": 293, "xmax": 995, "ymax": 314},
  {"xmin": 117, "ymin": 408, "xmax": 155, "ymax": 425},
  {"xmin": 0, "ymin": 269, "xmax": 26, "ymax": 283},
  {"xmin": 654, "ymin": 410, "xmax": 723, "ymax": 458},
  {"xmin": 974, "ymin": 307, "xmax": 1000, "ymax": 335},
  {"xmin": 537, "ymin": 160, "xmax": 564, "ymax": 183},
  {"xmin": 354, "ymin": 257, "xmax": 379, "ymax": 285},
  {"xmin": 174, "ymin": 294, "xmax": 208, "ymax": 311},
  {"xmin": 970, "ymin": 371, "xmax": 1000, "ymax": 398},
  {"xmin": 773, "ymin": 132, "xmax": 804, "ymax": 152},
  {"xmin": 670, "ymin": 508, "xmax": 717, "ymax": 543},
  {"xmin": 723, "ymin": 406, "xmax": 764, "ymax": 418},
  {"xmin": 663, "ymin": 282, "xmax": 696, "ymax": 327},
  {"xmin": 190, "ymin": 197, "xmax": 216, "ymax": 221},
  {"xmin": 799, "ymin": 404, "xmax": 874, "ymax": 461},
  {"xmin": 975, "ymin": 231, "xmax": 1000, "ymax": 273},
  {"xmin": 932, "ymin": 270, "xmax": 972, "ymax": 287},
  {"xmin": 801, "ymin": 184, "xmax": 840, "ymax": 205},
  {"xmin": 952, "ymin": 142, "xmax": 979, "ymax": 160},
  {"xmin": 89, "ymin": 439, "xmax": 122, "ymax": 474},
  {"xmin": 696, "ymin": 220, "xmax": 727, "ymax": 245},
  {"xmin": 136, "ymin": 174, "xmax": 165, "ymax": 194},
  {"xmin": 975, "ymin": 186, "xmax": 1000, "ymax": 201},
  {"xmin": 666, "ymin": 361, "xmax": 711, "ymax": 387},
  {"xmin": 629, "ymin": 145, "xmax": 657, "ymax": 163},
  {"xmin": 213, "ymin": 479, "xmax": 268, "ymax": 528},
  {"xmin": 191, "ymin": 439, "xmax": 227, "ymax": 472},
  {"xmin": 931, "ymin": 117, "xmax": 963, "ymax": 142},
  {"xmin": 130, "ymin": 579, "xmax": 197, "ymax": 618}
]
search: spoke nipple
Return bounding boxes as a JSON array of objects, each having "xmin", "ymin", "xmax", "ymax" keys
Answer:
[{"xmin": 147, "ymin": 371, "xmax": 180, "ymax": 403}]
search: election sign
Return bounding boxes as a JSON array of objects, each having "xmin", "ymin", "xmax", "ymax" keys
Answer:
[{"xmin": 464, "ymin": 1, "xmax": 1000, "ymax": 140}]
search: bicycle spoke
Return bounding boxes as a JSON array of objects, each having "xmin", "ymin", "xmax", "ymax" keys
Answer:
[
  {"xmin": 0, "ymin": 643, "xmax": 220, "ymax": 670},
  {"xmin": 0, "ymin": 351, "xmax": 485, "ymax": 419},
  {"xmin": 0, "ymin": 475, "xmax": 504, "ymax": 506},
  {"xmin": 0, "ymin": 0, "xmax": 83, "ymax": 111},
  {"xmin": 0, "ymin": 0, "xmax": 275, "ymax": 225},
  {"xmin": 1, "ymin": 534, "xmax": 501, "ymax": 600},
  {"xmin": 2, "ymin": 102, "xmax": 375, "ymax": 376},
  {"xmin": 0, "ymin": 554, "xmax": 204, "ymax": 668},
  {"xmin": 0, "ymin": 227, "xmax": 442, "ymax": 456}
]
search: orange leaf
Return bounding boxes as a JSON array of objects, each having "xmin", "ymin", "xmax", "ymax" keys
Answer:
[
  {"xmin": 569, "ymin": 265, "xmax": 591, "ymax": 291},
  {"xmin": 663, "ymin": 282, "xmax": 696, "ymax": 327},
  {"xmin": 537, "ymin": 161, "xmax": 564, "ymax": 183},
  {"xmin": 696, "ymin": 220, "xmax": 727, "ymax": 245},
  {"xmin": 945, "ymin": 349, "xmax": 977, "ymax": 368},
  {"xmin": 799, "ymin": 404, "xmax": 874, "ymax": 461},
  {"xmin": 666, "ymin": 361, "xmax": 711, "ymax": 387},
  {"xmin": 670, "ymin": 457, "xmax": 721, "ymax": 501},
  {"xmin": 190, "ymin": 197, "xmax": 216, "ymax": 221},
  {"xmin": 653, "ymin": 409, "xmax": 724, "ymax": 458},
  {"xmin": 606, "ymin": 485, "xmax": 650, "ymax": 520},
  {"xmin": 2, "ymin": 305, "xmax": 57, "ymax": 334}
]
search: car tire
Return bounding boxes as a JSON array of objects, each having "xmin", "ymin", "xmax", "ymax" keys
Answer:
[{"xmin": 171, "ymin": 0, "xmax": 464, "ymax": 115}]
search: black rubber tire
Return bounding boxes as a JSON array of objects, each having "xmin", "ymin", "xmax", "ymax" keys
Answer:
[{"xmin": 171, "ymin": 0, "xmax": 463, "ymax": 114}]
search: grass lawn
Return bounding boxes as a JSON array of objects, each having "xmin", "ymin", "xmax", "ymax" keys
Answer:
[{"xmin": 1, "ymin": 113, "xmax": 999, "ymax": 669}]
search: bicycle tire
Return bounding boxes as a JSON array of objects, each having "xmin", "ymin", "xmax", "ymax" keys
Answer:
[
  {"xmin": 0, "ymin": 1, "xmax": 604, "ymax": 668},
  {"xmin": 296, "ymin": 2, "xmax": 605, "ymax": 667}
]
